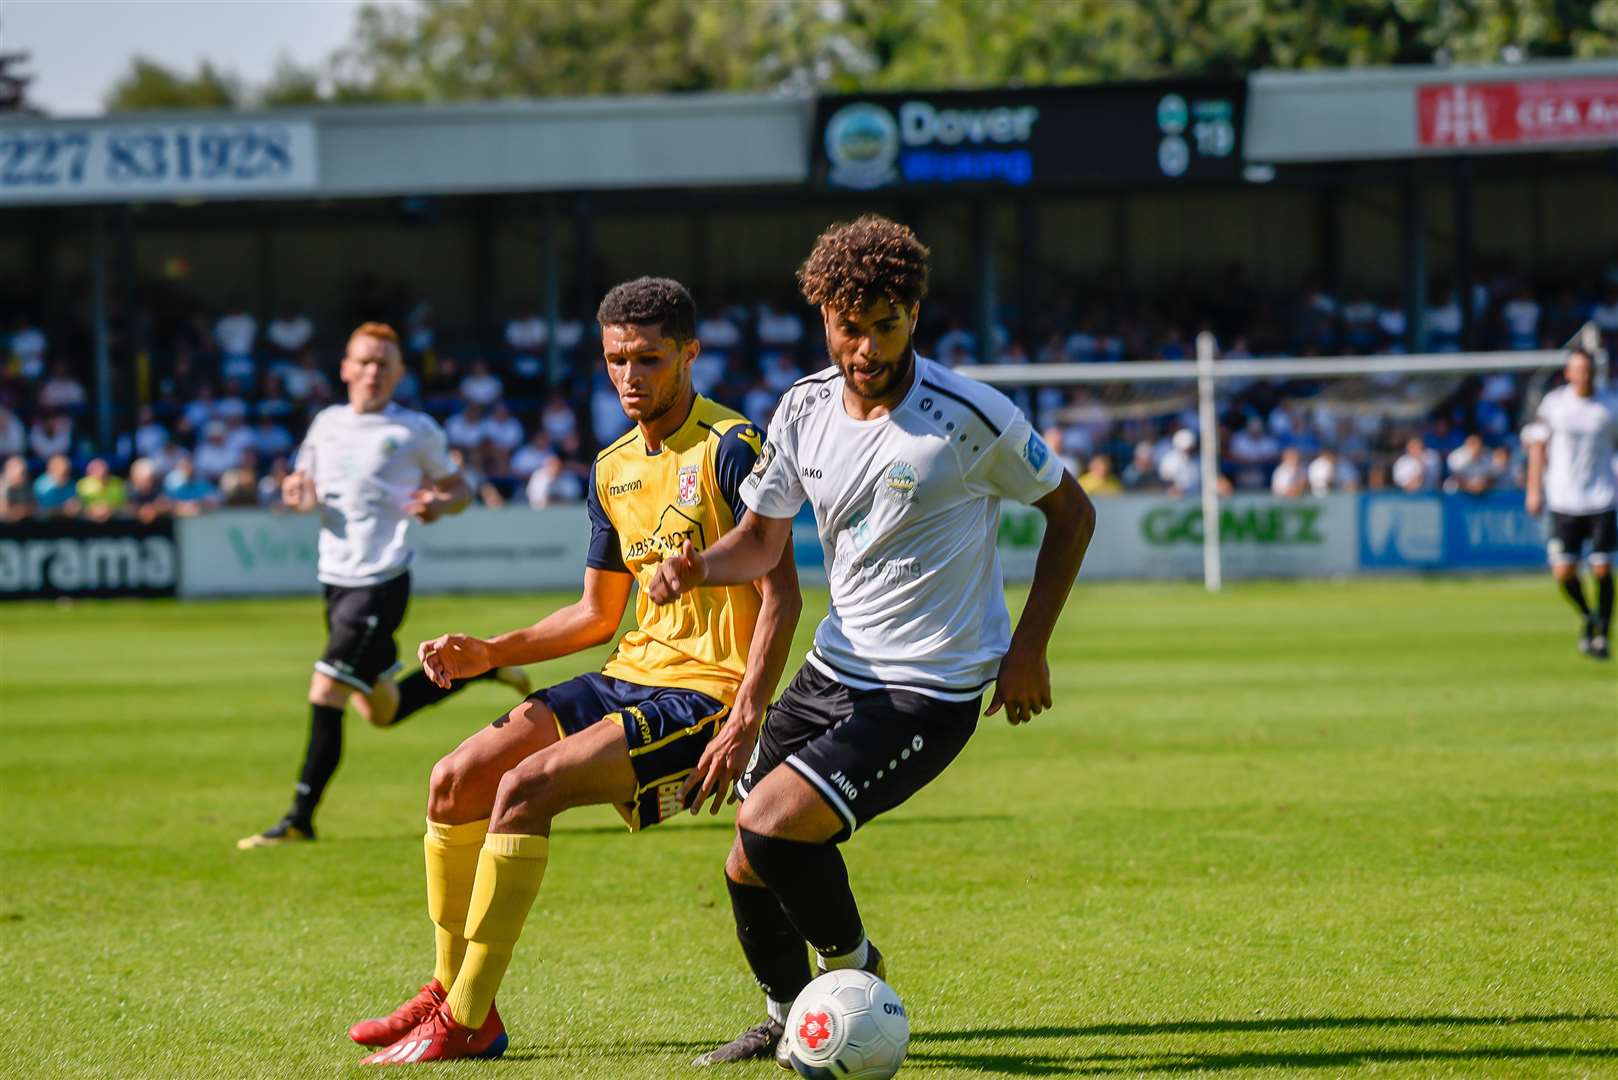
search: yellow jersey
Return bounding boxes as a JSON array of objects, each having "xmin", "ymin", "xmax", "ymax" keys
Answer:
[{"xmin": 587, "ymin": 395, "xmax": 765, "ymax": 704}]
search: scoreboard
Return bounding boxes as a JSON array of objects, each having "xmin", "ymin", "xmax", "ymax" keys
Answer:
[{"xmin": 814, "ymin": 79, "xmax": 1246, "ymax": 192}]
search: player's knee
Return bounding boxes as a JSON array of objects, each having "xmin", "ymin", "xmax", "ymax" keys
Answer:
[
  {"xmin": 735, "ymin": 793, "xmax": 768, "ymax": 836},
  {"xmin": 490, "ymin": 764, "xmax": 555, "ymax": 829},
  {"xmin": 725, "ymin": 837, "xmax": 761, "ymax": 886},
  {"xmin": 427, "ymin": 753, "xmax": 473, "ymax": 820}
]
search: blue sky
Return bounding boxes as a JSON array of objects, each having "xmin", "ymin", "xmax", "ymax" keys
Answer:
[{"xmin": 3, "ymin": 0, "xmax": 403, "ymax": 115}]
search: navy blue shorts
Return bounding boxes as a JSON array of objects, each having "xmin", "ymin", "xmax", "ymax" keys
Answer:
[{"xmin": 532, "ymin": 672, "xmax": 730, "ymax": 830}]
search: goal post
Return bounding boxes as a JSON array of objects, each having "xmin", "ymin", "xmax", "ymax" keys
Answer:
[{"xmin": 959, "ymin": 322, "xmax": 1608, "ymax": 592}]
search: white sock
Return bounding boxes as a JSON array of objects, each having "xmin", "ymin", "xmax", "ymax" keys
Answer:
[
  {"xmin": 766, "ymin": 996, "xmax": 791, "ymax": 1024},
  {"xmin": 818, "ymin": 935, "xmax": 869, "ymax": 972}
]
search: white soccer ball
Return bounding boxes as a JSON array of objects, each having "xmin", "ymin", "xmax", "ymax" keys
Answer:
[{"xmin": 784, "ymin": 968, "xmax": 909, "ymax": 1079}]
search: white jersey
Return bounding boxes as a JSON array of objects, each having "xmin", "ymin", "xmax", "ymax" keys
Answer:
[
  {"xmin": 1524, "ymin": 386, "xmax": 1618, "ymax": 515},
  {"xmin": 296, "ymin": 403, "xmax": 457, "ymax": 587},
  {"xmin": 741, "ymin": 355, "xmax": 1064, "ymax": 700}
]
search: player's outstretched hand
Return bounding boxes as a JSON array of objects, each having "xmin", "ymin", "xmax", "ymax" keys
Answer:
[
  {"xmin": 418, "ymin": 633, "xmax": 492, "ymax": 689},
  {"xmin": 679, "ymin": 712, "xmax": 755, "ymax": 816},
  {"xmin": 406, "ymin": 487, "xmax": 453, "ymax": 523},
  {"xmin": 282, "ymin": 470, "xmax": 315, "ymax": 511},
  {"xmin": 647, "ymin": 539, "xmax": 708, "ymax": 605},
  {"xmin": 1525, "ymin": 488, "xmax": 1542, "ymax": 517},
  {"xmin": 987, "ymin": 638, "xmax": 1052, "ymax": 726}
]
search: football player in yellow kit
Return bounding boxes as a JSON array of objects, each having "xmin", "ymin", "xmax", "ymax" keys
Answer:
[{"xmin": 351, "ymin": 277, "xmax": 800, "ymax": 1066}]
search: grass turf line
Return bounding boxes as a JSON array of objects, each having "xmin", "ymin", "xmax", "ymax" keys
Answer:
[{"xmin": 0, "ymin": 577, "xmax": 1613, "ymax": 1078}]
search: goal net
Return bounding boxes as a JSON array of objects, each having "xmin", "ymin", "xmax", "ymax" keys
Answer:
[{"xmin": 959, "ymin": 323, "xmax": 1607, "ymax": 590}]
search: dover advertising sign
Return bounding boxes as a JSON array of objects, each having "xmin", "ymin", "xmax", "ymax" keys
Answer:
[
  {"xmin": 0, "ymin": 120, "xmax": 319, "ymax": 205},
  {"xmin": 815, "ymin": 80, "xmax": 1244, "ymax": 191},
  {"xmin": 0, "ymin": 519, "xmax": 178, "ymax": 599}
]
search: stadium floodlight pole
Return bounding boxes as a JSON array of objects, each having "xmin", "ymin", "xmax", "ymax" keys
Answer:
[
  {"xmin": 1195, "ymin": 331, "xmax": 1222, "ymax": 593},
  {"xmin": 1579, "ymin": 320, "xmax": 1610, "ymax": 386},
  {"xmin": 92, "ymin": 208, "xmax": 114, "ymax": 454}
]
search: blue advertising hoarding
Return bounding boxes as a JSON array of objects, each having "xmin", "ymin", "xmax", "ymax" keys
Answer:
[{"xmin": 1360, "ymin": 490, "xmax": 1546, "ymax": 571}]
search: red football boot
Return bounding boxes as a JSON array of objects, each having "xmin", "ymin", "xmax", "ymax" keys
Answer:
[
  {"xmin": 361, "ymin": 1001, "xmax": 507, "ymax": 1065},
  {"xmin": 348, "ymin": 981, "xmax": 446, "ymax": 1047}
]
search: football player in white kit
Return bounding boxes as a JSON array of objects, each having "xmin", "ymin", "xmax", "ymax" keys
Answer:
[
  {"xmin": 650, "ymin": 216, "xmax": 1096, "ymax": 1066},
  {"xmin": 238, "ymin": 323, "xmax": 530, "ymax": 849},
  {"xmin": 1523, "ymin": 347, "xmax": 1617, "ymax": 659}
]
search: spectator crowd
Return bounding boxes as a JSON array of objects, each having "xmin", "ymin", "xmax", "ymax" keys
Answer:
[{"xmin": 3, "ymin": 255, "xmax": 1616, "ymax": 524}]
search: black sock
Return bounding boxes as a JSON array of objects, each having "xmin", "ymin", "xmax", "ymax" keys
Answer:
[
  {"xmin": 739, "ymin": 827, "xmax": 865, "ymax": 957},
  {"xmin": 1598, "ymin": 574, "xmax": 1614, "ymax": 633},
  {"xmin": 726, "ymin": 875, "xmax": 812, "ymax": 1006},
  {"xmin": 394, "ymin": 668, "xmax": 496, "ymax": 724},
  {"xmin": 288, "ymin": 703, "xmax": 344, "ymax": 827},
  {"xmin": 1561, "ymin": 576, "xmax": 1592, "ymax": 619}
]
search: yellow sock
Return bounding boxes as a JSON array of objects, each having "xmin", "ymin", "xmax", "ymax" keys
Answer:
[
  {"xmin": 424, "ymin": 818, "xmax": 489, "ymax": 990},
  {"xmin": 445, "ymin": 833, "xmax": 549, "ymax": 1028}
]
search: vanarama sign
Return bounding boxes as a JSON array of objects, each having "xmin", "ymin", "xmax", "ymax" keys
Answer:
[{"xmin": 0, "ymin": 520, "xmax": 177, "ymax": 599}]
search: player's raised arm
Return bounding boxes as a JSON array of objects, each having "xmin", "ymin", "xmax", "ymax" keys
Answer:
[
  {"xmin": 419, "ymin": 567, "xmax": 632, "ymax": 688},
  {"xmin": 406, "ymin": 471, "xmax": 472, "ymax": 523},
  {"xmin": 406, "ymin": 416, "xmax": 473, "ymax": 523},
  {"xmin": 648, "ymin": 510, "xmax": 794, "ymax": 602},
  {"xmin": 679, "ymin": 539, "xmax": 802, "ymax": 814},
  {"xmin": 1524, "ymin": 429, "xmax": 1547, "ymax": 518},
  {"xmin": 987, "ymin": 471, "xmax": 1095, "ymax": 725}
]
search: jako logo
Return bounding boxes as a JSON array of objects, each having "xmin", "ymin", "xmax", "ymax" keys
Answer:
[{"xmin": 828, "ymin": 770, "xmax": 859, "ymax": 801}]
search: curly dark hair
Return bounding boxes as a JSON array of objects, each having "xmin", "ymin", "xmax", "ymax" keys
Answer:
[
  {"xmin": 798, "ymin": 214, "xmax": 930, "ymax": 314},
  {"xmin": 596, "ymin": 276, "xmax": 697, "ymax": 342}
]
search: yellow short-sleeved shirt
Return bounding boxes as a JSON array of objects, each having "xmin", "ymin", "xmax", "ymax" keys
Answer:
[{"xmin": 586, "ymin": 396, "xmax": 765, "ymax": 704}]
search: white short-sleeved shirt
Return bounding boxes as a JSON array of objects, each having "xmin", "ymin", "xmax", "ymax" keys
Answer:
[
  {"xmin": 296, "ymin": 403, "xmax": 457, "ymax": 587},
  {"xmin": 741, "ymin": 355, "xmax": 1063, "ymax": 700},
  {"xmin": 1523, "ymin": 386, "xmax": 1618, "ymax": 515}
]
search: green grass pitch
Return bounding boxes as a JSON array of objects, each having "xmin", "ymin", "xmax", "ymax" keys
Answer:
[{"xmin": 2, "ymin": 577, "xmax": 1614, "ymax": 1078}]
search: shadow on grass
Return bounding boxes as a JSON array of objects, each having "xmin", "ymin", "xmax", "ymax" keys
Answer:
[
  {"xmin": 906, "ymin": 1046, "xmax": 1618, "ymax": 1076},
  {"xmin": 546, "ymin": 812, "xmax": 1014, "ymax": 837},
  {"xmin": 917, "ymin": 1012, "xmax": 1618, "ymax": 1041}
]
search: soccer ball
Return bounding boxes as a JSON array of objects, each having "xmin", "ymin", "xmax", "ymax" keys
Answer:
[{"xmin": 784, "ymin": 969, "xmax": 909, "ymax": 1079}]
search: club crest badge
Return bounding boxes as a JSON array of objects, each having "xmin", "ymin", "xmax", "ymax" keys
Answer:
[
  {"xmin": 750, "ymin": 441, "xmax": 776, "ymax": 480},
  {"xmin": 884, "ymin": 461, "xmax": 919, "ymax": 500},
  {"xmin": 677, "ymin": 464, "xmax": 701, "ymax": 506}
]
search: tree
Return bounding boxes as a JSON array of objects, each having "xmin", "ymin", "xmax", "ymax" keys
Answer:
[
  {"xmin": 257, "ymin": 56, "xmax": 326, "ymax": 108},
  {"xmin": 104, "ymin": 57, "xmax": 242, "ymax": 112},
  {"xmin": 328, "ymin": 0, "xmax": 833, "ymax": 101},
  {"xmin": 93, "ymin": 0, "xmax": 1618, "ymax": 113}
]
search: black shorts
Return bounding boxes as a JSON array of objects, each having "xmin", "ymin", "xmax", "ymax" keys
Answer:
[
  {"xmin": 736, "ymin": 663, "xmax": 979, "ymax": 843},
  {"xmin": 1548, "ymin": 510, "xmax": 1618, "ymax": 565},
  {"xmin": 316, "ymin": 572, "xmax": 411, "ymax": 692},
  {"xmin": 534, "ymin": 672, "xmax": 730, "ymax": 831}
]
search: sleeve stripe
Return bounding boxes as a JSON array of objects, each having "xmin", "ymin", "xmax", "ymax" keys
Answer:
[{"xmin": 921, "ymin": 379, "xmax": 1002, "ymax": 437}]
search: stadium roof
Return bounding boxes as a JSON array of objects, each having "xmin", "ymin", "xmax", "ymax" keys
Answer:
[
  {"xmin": 1246, "ymin": 59, "xmax": 1618, "ymax": 162},
  {"xmin": 0, "ymin": 92, "xmax": 813, "ymax": 207},
  {"xmin": 2, "ymin": 58, "xmax": 1612, "ymax": 208}
]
